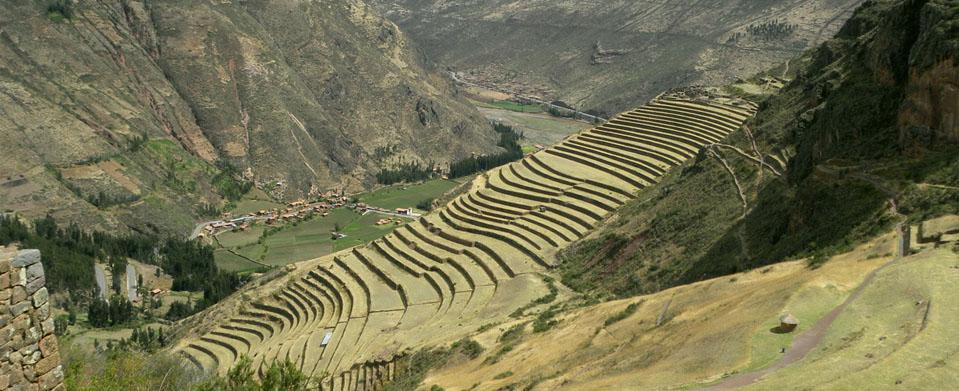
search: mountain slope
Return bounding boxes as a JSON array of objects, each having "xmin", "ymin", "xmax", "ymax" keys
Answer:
[
  {"xmin": 0, "ymin": 0, "xmax": 496, "ymax": 233},
  {"xmin": 422, "ymin": 222, "xmax": 959, "ymax": 390},
  {"xmin": 371, "ymin": 0, "xmax": 864, "ymax": 115},
  {"xmin": 557, "ymin": 0, "xmax": 959, "ymax": 298}
]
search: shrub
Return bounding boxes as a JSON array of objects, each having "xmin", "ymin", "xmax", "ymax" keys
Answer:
[
  {"xmin": 165, "ymin": 301, "xmax": 194, "ymax": 321},
  {"xmin": 64, "ymin": 349, "xmax": 199, "ymax": 391},
  {"xmin": 498, "ymin": 323, "xmax": 526, "ymax": 344},
  {"xmin": 450, "ymin": 338, "xmax": 484, "ymax": 359},
  {"xmin": 604, "ymin": 301, "xmax": 641, "ymax": 327},
  {"xmin": 46, "ymin": 0, "xmax": 72, "ymax": 22},
  {"xmin": 532, "ymin": 306, "xmax": 560, "ymax": 333},
  {"xmin": 382, "ymin": 348, "xmax": 452, "ymax": 391},
  {"xmin": 196, "ymin": 356, "xmax": 313, "ymax": 391},
  {"xmin": 806, "ymin": 253, "xmax": 830, "ymax": 269},
  {"xmin": 212, "ymin": 164, "xmax": 253, "ymax": 201},
  {"xmin": 416, "ymin": 198, "xmax": 435, "ymax": 211}
]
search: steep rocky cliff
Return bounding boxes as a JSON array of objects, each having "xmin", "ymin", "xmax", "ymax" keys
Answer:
[
  {"xmin": 557, "ymin": 0, "xmax": 959, "ymax": 298},
  {"xmin": 0, "ymin": 0, "xmax": 496, "ymax": 234}
]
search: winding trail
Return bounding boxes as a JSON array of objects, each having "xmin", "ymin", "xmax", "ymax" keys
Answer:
[{"xmin": 702, "ymin": 256, "xmax": 901, "ymax": 389}]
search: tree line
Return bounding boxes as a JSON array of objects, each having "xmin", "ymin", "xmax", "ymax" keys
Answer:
[
  {"xmin": 0, "ymin": 214, "xmax": 244, "ymax": 324},
  {"xmin": 87, "ymin": 295, "xmax": 136, "ymax": 328},
  {"xmin": 375, "ymin": 123, "xmax": 525, "ymax": 185},
  {"xmin": 746, "ymin": 20, "xmax": 797, "ymax": 41},
  {"xmin": 376, "ymin": 161, "xmax": 437, "ymax": 185},
  {"xmin": 448, "ymin": 122, "xmax": 524, "ymax": 179}
]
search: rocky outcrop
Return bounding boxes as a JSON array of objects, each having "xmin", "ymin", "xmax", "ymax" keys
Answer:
[
  {"xmin": 900, "ymin": 59, "xmax": 959, "ymax": 144},
  {"xmin": 0, "ymin": 247, "xmax": 64, "ymax": 391},
  {"xmin": 898, "ymin": 0, "xmax": 959, "ymax": 144}
]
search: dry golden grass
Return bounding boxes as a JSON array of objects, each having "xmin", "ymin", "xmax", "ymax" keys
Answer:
[{"xmin": 424, "ymin": 230, "xmax": 902, "ymax": 390}]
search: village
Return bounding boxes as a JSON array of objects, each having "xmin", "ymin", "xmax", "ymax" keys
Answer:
[{"xmin": 196, "ymin": 189, "xmax": 422, "ymax": 240}]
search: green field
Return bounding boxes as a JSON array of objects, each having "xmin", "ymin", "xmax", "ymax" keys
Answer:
[
  {"xmin": 213, "ymin": 178, "xmax": 461, "ymax": 271},
  {"xmin": 229, "ymin": 188, "xmax": 284, "ymax": 215},
  {"xmin": 213, "ymin": 248, "xmax": 265, "ymax": 273},
  {"xmin": 358, "ymin": 178, "xmax": 462, "ymax": 211},
  {"xmin": 232, "ymin": 209, "xmax": 402, "ymax": 268},
  {"xmin": 214, "ymin": 225, "xmax": 265, "ymax": 248},
  {"xmin": 472, "ymin": 99, "xmax": 544, "ymax": 113},
  {"xmin": 474, "ymin": 106, "xmax": 591, "ymax": 147}
]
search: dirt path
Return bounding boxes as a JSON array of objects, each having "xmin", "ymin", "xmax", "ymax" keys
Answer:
[
  {"xmin": 702, "ymin": 256, "xmax": 900, "ymax": 389},
  {"xmin": 126, "ymin": 263, "xmax": 139, "ymax": 302},
  {"xmin": 287, "ymin": 113, "xmax": 320, "ymax": 178},
  {"xmin": 94, "ymin": 264, "xmax": 108, "ymax": 300}
]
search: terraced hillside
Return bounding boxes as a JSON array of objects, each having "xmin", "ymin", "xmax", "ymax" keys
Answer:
[{"xmin": 172, "ymin": 95, "xmax": 755, "ymax": 388}]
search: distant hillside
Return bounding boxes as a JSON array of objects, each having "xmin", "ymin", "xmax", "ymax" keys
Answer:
[
  {"xmin": 371, "ymin": 0, "xmax": 864, "ymax": 115},
  {"xmin": 0, "ymin": 0, "xmax": 497, "ymax": 234},
  {"xmin": 557, "ymin": 0, "xmax": 959, "ymax": 298}
]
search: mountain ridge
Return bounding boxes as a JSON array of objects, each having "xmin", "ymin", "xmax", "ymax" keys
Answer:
[{"xmin": 0, "ymin": 0, "xmax": 497, "ymax": 234}]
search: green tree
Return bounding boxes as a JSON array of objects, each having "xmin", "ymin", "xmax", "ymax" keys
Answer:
[{"xmin": 196, "ymin": 356, "xmax": 312, "ymax": 391}]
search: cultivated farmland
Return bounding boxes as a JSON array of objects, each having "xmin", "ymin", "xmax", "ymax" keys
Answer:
[{"xmin": 172, "ymin": 95, "xmax": 756, "ymax": 388}]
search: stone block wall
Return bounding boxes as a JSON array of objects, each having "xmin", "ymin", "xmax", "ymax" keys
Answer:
[{"xmin": 0, "ymin": 247, "xmax": 64, "ymax": 391}]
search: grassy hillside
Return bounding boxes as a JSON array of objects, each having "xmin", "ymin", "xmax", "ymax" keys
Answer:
[
  {"xmin": 419, "ymin": 221, "xmax": 959, "ymax": 389},
  {"xmin": 557, "ymin": 0, "xmax": 959, "ymax": 299}
]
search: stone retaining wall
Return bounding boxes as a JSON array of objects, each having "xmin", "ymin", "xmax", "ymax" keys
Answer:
[{"xmin": 1, "ymin": 247, "xmax": 64, "ymax": 391}]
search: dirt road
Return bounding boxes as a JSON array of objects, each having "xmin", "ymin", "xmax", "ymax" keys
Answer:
[{"xmin": 94, "ymin": 264, "xmax": 108, "ymax": 299}]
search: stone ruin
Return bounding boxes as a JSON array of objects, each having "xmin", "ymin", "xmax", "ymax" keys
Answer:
[{"xmin": 0, "ymin": 248, "xmax": 64, "ymax": 391}]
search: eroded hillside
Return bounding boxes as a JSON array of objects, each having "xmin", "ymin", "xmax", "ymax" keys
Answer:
[
  {"xmin": 371, "ymin": 0, "xmax": 864, "ymax": 115},
  {"xmin": 0, "ymin": 0, "xmax": 496, "ymax": 233}
]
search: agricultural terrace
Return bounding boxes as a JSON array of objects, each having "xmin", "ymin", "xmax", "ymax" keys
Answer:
[{"xmin": 173, "ymin": 96, "xmax": 756, "ymax": 388}]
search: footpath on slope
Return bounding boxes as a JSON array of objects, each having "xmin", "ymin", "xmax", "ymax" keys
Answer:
[
  {"xmin": 702, "ymin": 219, "xmax": 925, "ymax": 389},
  {"xmin": 701, "ymin": 255, "xmax": 901, "ymax": 390}
]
